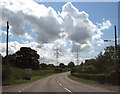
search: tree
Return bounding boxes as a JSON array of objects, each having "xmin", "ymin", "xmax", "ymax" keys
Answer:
[
  {"xmin": 68, "ymin": 61, "xmax": 75, "ymax": 68},
  {"xmin": 84, "ymin": 59, "xmax": 96, "ymax": 66},
  {"xmin": 59, "ymin": 63, "xmax": 66, "ymax": 68},
  {"xmin": 48, "ymin": 64, "xmax": 55, "ymax": 68},
  {"xmin": 3, "ymin": 54, "xmax": 16, "ymax": 66},
  {"xmin": 80, "ymin": 62, "xmax": 84, "ymax": 66},
  {"xmin": 15, "ymin": 47, "xmax": 40, "ymax": 70},
  {"xmin": 39, "ymin": 63, "xmax": 48, "ymax": 70}
]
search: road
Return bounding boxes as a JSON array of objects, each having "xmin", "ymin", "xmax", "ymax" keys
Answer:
[{"xmin": 2, "ymin": 72, "xmax": 118, "ymax": 93}]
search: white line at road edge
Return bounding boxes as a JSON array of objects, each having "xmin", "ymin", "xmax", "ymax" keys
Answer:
[
  {"xmin": 65, "ymin": 75, "xmax": 99, "ymax": 90},
  {"xmin": 65, "ymin": 74, "xmax": 116, "ymax": 91},
  {"xmin": 57, "ymin": 79, "xmax": 72, "ymax": 94}
]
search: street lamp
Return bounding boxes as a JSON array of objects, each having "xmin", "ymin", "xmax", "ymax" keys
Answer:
[
  {"xmin": 104, "ymin": 26, "xmax": 119, "ymax": 86},
  {"xmin": 104, "ymin": 26, "xmax": 118, "ymax": 66},
  {"xmin": 104, "ymin": 40, "xmax": 114, "ymax": 42}
]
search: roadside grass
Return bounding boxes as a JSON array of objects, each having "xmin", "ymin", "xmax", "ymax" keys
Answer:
[
  {"xmin": 69, "ymin": 74, "xmax": 99, "ymax": 84},
  {"xmin": 2, "ymin": 66, "xmax": 56, "ymax": 85},
  {"xmin": 9, "ymin": 73, "xmax": 56, "ymax": 85},
  {"xmin": 69, "ymin": 74, "xmax": 112, "ymax": 86}
]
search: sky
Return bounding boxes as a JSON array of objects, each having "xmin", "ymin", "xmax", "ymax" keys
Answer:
[{"xmin": 0, "ymin": 0, "xmax": 119, "ymax": 65}]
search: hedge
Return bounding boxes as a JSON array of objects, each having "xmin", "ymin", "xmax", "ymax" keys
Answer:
[{"xmin": 71, "ymin": 70, "xmax": 120, "ymax": 85}]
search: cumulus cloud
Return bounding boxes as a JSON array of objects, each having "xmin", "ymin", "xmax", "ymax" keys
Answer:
[
  {"xmin": 60, "ymin": 2, "xmax": 98, "ymax": 52},
  {"xmin": 1, "ymin": 0, "xmax": 62, "ymax": 43},
  {"xmin": 2, "ymin": 8, "xmax": 26, "ymax": 35},
  {"xmin": 100, "ymin": 20, "xmax": 112, "ymax": 30},
  {"xmin": 0, "ymin": 1, "xmax": 112, "ymax": 64},
  {"xmin": 60, "ymin": 2, "xmax": 111, "ymax": 52},
  {"xmin": 26, "ymin": 15, "xmax": 62, "ymax": 43}
]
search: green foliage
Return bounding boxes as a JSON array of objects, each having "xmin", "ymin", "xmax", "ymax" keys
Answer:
[
  {"xmin": 32, "ymin": 69, "xmax": 55, "ymax": 76},
  {"xmin": 72, "ymin": 73, "xmax": 106, "ymax": 84},
  {"xmin": 71, "ymin": 65, "xmax": 96, "ymax": 74},
  {"xmin": 80, "ymin": 62, "xmax": 83, "ymax": 66},
  {"xmin": 71, "ymin": 70, "xmax": 120, "ymax": 85},
  {"xmin": 39, "ymin": 63, "xmax": 48, "ymax": 70},
  {"xmin": 15, "ymin": 47, "xmax": 40, "ymax": 70},
  {"xmin": 59, "ymin": 63, "xmax": 66, "ymax": 68},
  {"xmin": 71, "ymin": 45, "xmax": 120, "ymax": 85},
  {"xmin": 68, "ymin": 61, "xmax": 75, "ymax": 68},
  {"xmin": 2, "ymin": 64, "xmax": 11, "ymax": 82},
  {"xmin": 54, "ymin": 68, "xmax": 63, "ymax": 73},
  {"xmin": 70, "ymin": 74, "xmax": 99, "ymax": 84},
  {"xmin": 2, "ymin": 66, "xmax": 55, "ymax": 85},
  {"xmin": 81, "ymin": 65, "xmax": 96, "ymax": 74}
]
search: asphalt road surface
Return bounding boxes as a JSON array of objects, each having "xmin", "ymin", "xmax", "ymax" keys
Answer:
[{"xmin": 2, "ymin": 72, "xmax": 118, "ymax": 93}]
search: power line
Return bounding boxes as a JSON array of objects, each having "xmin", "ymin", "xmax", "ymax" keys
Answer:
[
  {"xmin": 54, "ymin": 48, "xmax": 60, "ymax": 66},
  {"xmin": 76, "ymin": 50, "xmax": 79, "ymax": 66}
]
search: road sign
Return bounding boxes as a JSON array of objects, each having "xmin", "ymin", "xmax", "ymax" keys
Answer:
[
  {"xmin": 25, "ymin": 68, "xmax": 32, "ymax": 75},
  {"xmin": 25, "ymin": 68, "xmax": 32, "ymax": 80}
]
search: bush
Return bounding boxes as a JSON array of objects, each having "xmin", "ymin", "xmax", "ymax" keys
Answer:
[
  {"xmin": 2, "ymin": 66, "xmax": 24, "ymax": 85},
  {"xmin": 72, "ymin": 73, "xmax": 106, "ymax": 84},
  {"xmin": 54, "ymin": 68, "xmax": 63, "ymax": 73},
  {"xmin": 32, "ymin": 69, "xmax": 55, "ymax": 76},
  {"xmin": 71, "ymin": 65, "xmax": 96, "ymax": 74},
  {"xmin": 2, "ymin": 64, "xmax": 12, "ymax": 84},
  {"xmin": 71, "ymin": 70, "xmax": 120, "ymax": 85}
]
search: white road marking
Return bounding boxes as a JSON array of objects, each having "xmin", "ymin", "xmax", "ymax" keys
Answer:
[
  {"xmin": 57, "ymin": 79, "xmax": 72, "ymax": 93},
  {"xmin": 65, "ymin": 75, "xmax": 98, "ymax": 89},
  {"xmin": 65, "ymin": 75, "xmax": 113, "ymax": 91},
  {"xmin": 59, "ymin": 83, "xmax": 62, "ymax": 86},
  {"xmin": 64, "ymin": 87, "xmax": 72, "ymax": 93},
  {"xmin": 18, "ymin": 91, "xmax": 21, "ymax": 92},
  {"xmin": 22, "ymin": 88, "xmax": 24, "ymax": 91}
]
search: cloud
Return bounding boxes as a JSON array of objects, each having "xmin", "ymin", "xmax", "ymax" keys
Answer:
[
  {"xmin": 60, "ymin": 2, "xmax": 111, "ymax": 52},
  {"xmin": 2, "ymin": 8, "xmax": 26, "ymax": 35},
  {"xmin": 100, "ymin": 20, "xmax": 112, "ymax": 30},
  {"xmin": 1, "ymin": 0, "xmax": 62, "ymax": 43},
  {"xmin": 60, "ymin": 2, "xmax": 97, "ymax": 52},
  {"xmin": 26, "ymin": 15, "xmax": 62, "ymax": 43},
  {"xmin": 0, "ymin": 1, "xmax": 113, "ymax": 64}
]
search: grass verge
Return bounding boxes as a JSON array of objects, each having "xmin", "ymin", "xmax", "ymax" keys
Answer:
[
  {"xmin": 69, "ymin": 74, "xmax": 112, "ymax": 86},
  {"xmin": 3, "ymin": 73, "xmax": 55, "ymax": 85},
  {"xmin": 69, "ymin": 74, "xmax": 99, "ymax": 84},
  {"xmin": 13, "ymin": 73, "xmax": 56, "ymax": 85}
]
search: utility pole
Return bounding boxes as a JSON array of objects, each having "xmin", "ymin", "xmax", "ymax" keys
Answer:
[
  {"xmin": 6, "ymin": 21, "xmax": 9, "ymax": 56},
  {"xmin": 115, "ymin": 26, "xmax": 119, "ymax": 87},
  {"xmin": 115, "ymin": 26, "xmax": 118, "ymax": 71}
]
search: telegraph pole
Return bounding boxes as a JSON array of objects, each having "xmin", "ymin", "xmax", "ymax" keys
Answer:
[
  {"xmin": 115, "ymin": 26, "xmax": 117, "ymax": 57},
  {"xmin": 115, "ymin": 26, "xmax": 118, "ymax": 71},
  {"xmin": 6, "ymin": 21, "xmax": 9, "ymax": 56}
]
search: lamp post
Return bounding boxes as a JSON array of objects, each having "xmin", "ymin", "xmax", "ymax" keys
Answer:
[
  {"xmin": 104, "ymin": 26, "xmax": 118, "ymax": 86},
  {"xmin": 104, "ymin": 26, "xmax": 118, "ymax": 70}
]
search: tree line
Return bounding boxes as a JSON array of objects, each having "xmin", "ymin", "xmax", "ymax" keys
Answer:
[
  {"xmin": 2, "ymin": 47, "xmax": 75, "ymax": 70},
  {"xmin": 71, "ymin": 45, "xmax": 120, "ymax": 85}
]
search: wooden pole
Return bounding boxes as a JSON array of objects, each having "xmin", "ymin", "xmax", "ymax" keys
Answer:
[{"xmin": 6, "ymin": 21, "xmax": 9, "ymax": 56}]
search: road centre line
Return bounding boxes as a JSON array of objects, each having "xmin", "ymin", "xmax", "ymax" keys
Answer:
[
  {"xmin": 64, "ymin": 87, "xmax": 72, "ymax": 93},
  {"xmin": 57, "ymin": 79, "xmax": 72, "ymax": 93}
]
